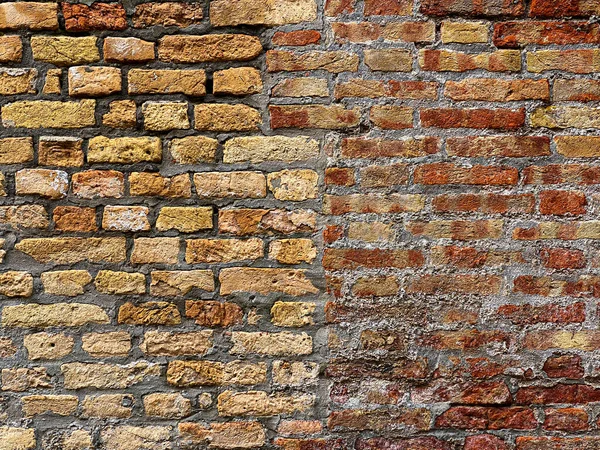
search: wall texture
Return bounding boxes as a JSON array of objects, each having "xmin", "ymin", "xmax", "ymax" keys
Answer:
[{"xmin": 0, "ymin": 0, "xmax": 599, "ymax": 448}]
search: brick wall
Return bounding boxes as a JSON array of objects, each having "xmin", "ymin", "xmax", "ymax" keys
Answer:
[{"xmin": 0, "ymin": 0, "xmax": 599, "ymax": 448}]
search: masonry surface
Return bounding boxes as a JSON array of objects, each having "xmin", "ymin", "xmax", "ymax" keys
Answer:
[{"xmin": 0, "ymin": 0, "xmax": 599, "ymax": 448}]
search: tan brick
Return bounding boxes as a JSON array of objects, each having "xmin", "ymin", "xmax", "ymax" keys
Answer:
[
  {"xmin": 95, "ymin": 270, "xmax": 146, "ymax": 295},
  {"xmin": 527, "ymin": 49, "xmax": 600, "ymax": 73},
  {"xmin": 0, "ymin": 3, "xmax": 58, "ymax": 30},
  {"xmin": 0, "ymin": 428, "xmax": 35, "ymax": 450},
  {"xmin": 68, "ymin": 66, "xmax": 121, "ymax": 97},
  {"xmin": 219, "ymin": 208, "xmax": 317, "ymax": 235},
  {"xmin": 420, "ymin": 49, "xmax": 521, "ymax": 72},
  {"xmin": 41, "ymin": 270, "xmax": 92, "ymax": 296},
  {"xmin": 269, "ymin": 239, "xmax": 317, "ymax": 264},
  {"xmin": 150, "ymin": 270, "xmax": 214, "ymax": 296},
  {"xmin": 220, "ymin": 268, "xmax": 318, "ymax": 295},
  {"xmin": 62, "ymin": 430, "xmax": 92, "ymax": 449},
  {"xmin": 194, "ymin": 171, "xmax": 266, "ymax": 198},
  {"xmin": 186, "ymin": 238, "xmax": 263, "ymax": 263},
  {"xmin": 2, "ymin": 100, "xmax": 95, "ymax": 128},
  {"xmin": 218, "ymin": 390, "xmax": 313, "ymax": 417},
  {"xmin": 195, "ymin": 104, "xmax": 261, "ymax": 131},
  {"xmin": 103, "ymin": 100, "xmax": 137, "ymax": 128},
  {"xmin": 267, "ymin": 50, "xmax": 359, "ymax": 73},
  {"xmin": 2, "ymin": 303, "xmax": 109, "ymax": 328},
  {"xmin": 169, "ymin": 136, "xmax": 217, "ymax": 163},
  {"xmin": 129, "ymin": 172, "xmax": 191, "ymax": 197},
  {"xmin": 213, "ymin": 67, "xmax": 262, "ymax": 95},
  {"xmin": 271, "ymin": 104, "xmax": 359, "ymax": 129},
  {"xmin": 81, "ymin": 394, "xmax": 133, "ymax": 419},
  {"xmin": 102, "ymin": 206, "xmax": 150, "ymax": 232},
  {"xmin": 166, "ymin": 360, "xmax": 266, "ymax": 386},
  {"xmin": 159, "ymin": 34, "xmax": 262, "ymax": 63},
  {"xmin": 118, "ymin": 301, "xmax": 181, "ymax": 326},
  {"xmin": 271, "ymin": 301, "xmax": 316, "ymax": 327},
  {"xmin": 15, "ymin": 169, "xmax": 68, "ymax": 199},
  {"xmin": 223, "ymin": 136, "xmax": 319, "ymax": 163},
  {"xmin": 62, "ymin": 362, "xmax": 160, "ymax": 389},
  {"xmin": 383, "ymin": 22, "xmax": 435, "ymax": 42},
  {"xmin": 365, "ymin": 49, "xmax": 413, "ymax": 71},
  {"xmin": 140, "ymin": 330, "xmax": 213, "ymax": 356},
  {"xmin": 0, "ymin": 174, "xmax": 7, "ymax": 197},
  {"xmin": 133, "ymin": 2, "xmax": 203, "ymax": 28},
  {"xmin": 1, "ymin": 367, "xmax": 51, "ymax": 391},
  {"xmin": 0, "ymin": 68, "xmax": 36, "ymax": 95},
  {"xmin": 156, "ymin": 206, "xmax": 212, "ymax": 233},
  {"xmin": 210, "ymin": 0, "xmax": 316, "ymax": 26},
  {"xmin": 273, "ymin": 361, "xmax": 319, "ymax": 386},
  {"xmin": 556, "ymin": 136, "xmax": 600, "ymax": 157},
  {"xmin": 31, "ymin": 36, "xmax": 99, "ymax": 66},
  {"xmin": 185, "ymin": 300, "xmax": 244, "ymax": 327},
  {"xmin": 231, "ymin": 331, "xmax": 312, "ymax": 355},
  {"xmin": 144, "ymin": 393, "xmax": 191, "ymax": 419},
  {"xmin": 272, "ymin": 78, "xmax": 329, "ymax": 97},
  {"xmin": 267, "ymin": 169, "xmax": 318, "ymax": 201},
  {"xmin": 82, "ymin": 332, "xmax": 131, "ymax": 357},
  {"xmin": 0, "ymin": 36, "xmax": 22, "ymax": 62},
  {"xmin": 24, "ymin": 333, "xmax": 74, "ymax": 360},
  {"xmin": 0, "ymin": 137, "xmax": 33, "ymax": 164},
  {"xmin": 101, "ymin": 427, "xmax": 171, "ymax": 450},
  {"xmin": 179, "ymin": 422, "xmax": 265, "ymax": 449},
  {"xmin": 128, "ymin": 69, "xmax": 205, "ymax": 96},
  {"xmin": 22, "ymin": 395, "xmax": 77, "ymax": 417},
  {"xmin": 0, "ymin": 272, "xmax": 33, "ymax": 297},
  {"xmin": 15, "ymin": 237, "xmax": 126, "ymax": 264},
  {"xmin": 143, "ymin": 101, "xmax": 189, "ymax": 131},
  {"xmin": 323, "ymin": 194, "xmax": 424, "ymax": 214},
  {"xmin": 38, "ymin": 137, "xmax": 84, "ymax": 167},
  {"xmin": 104, "ymin": 37, "xmax": 155, "ymax": 63},
  {"xmin": 72, "ymin": 170, "xmax": 124, "ymax": 199},
  {"xmin": 88, "ymin": 136, "xmax": 161, "ymax": 164},
  {"xmin": 0, "ymin": 205, "xmax": 48, "ymax": 230},
  {"xmin": 42, "ymin": 68, "xmax": 61, "ymax": 94},
  {"xmin": 441, "ymin": 21, "xmax": 489, "ymax": 43},
  {"xmin": 531, "ymin": 106, "xmax": 600, "ymax": 129},
  {"xmin": 370, "ymin": 105, "xmax": 413, "ymax": 129},
  {"xmin": 53, "ymin": 205, "xmax": 96, "ymax": 232},
  {"xmin": 131, "ymin": 237, "xmax": 180, "ymax": 264}
]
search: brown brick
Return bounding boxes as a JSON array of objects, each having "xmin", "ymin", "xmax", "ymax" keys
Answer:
[
  {"xmin": 267, "ymin": 50, "xmax": 359, "ymax": 73},
  {"xmin": 0, "ymin": 3, "xmax": 58, "ymax": 30},
  {"xmin": 129, "ymin": 69, "xmax": 206, "ymax": 96},
  {"xmin": 54, "ymin": 206, "xmax": 97, "ymax": 232},
  {"xmin": 118, "ymin": 302, "xmax": 181, "ymax": 326},
  {"xmin": 185, "ymin": 239, "xmax": 263, "ymax": 263},
  {"xmin": 129, "ymin": 172, "xmax": 191, "ymax": 198},
  {"xmin": 185, "ymin": 301, "xmax": 244, "ymax": 327},
  {"xmin": 159, "ymin": 34, "xmax": 262, "ymax": 63},
  {"xmin": 62, "ymin": 3, "xmax": 126, "ymax": 32},
  {"xmin": 104, "ymin": 37, "xmax": 155, "ymax": 63},
  {"xmin": 38, "ymin": 137, "xmax": 83, "ymax": 167},
  {"xmin": 133, "ymin": 2, "xmax": 204, "ymax": 28},
  {"xmin": 0, "ymin": 36, "xmax": 22, "ymax": 62}
]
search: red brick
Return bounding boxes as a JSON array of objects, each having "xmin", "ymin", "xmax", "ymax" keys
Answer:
[
  {"xmin": 421, "ymin": 108, "xmax": 525, "ymax": 129},
  {"xmin": 270, "ymin": 105, "xmax": 359, "ymax": 129},
  {"xmin": 494, "ymin": 21, "xmax": 600, "ymax": 47},
  {"xmin": 433, "ymin": 193, "xmax": 534, "ymax": 214},
  {"xmin": 407, "ymin": 274, "xmax": 502, "ymax": 295},
  {"xmin": 62, "ymin": 2, "xmax": 127, "ymax": 32},
  {"xmin": 524, "ymin": 164, "xmax": 600, "ymax": 185},
  {"xmin": 272, "ymin": 30, "xmax": 321, "ymax": 46},
  {"xmin": 516, "ymin": 384, "xmax": 600, "ymax": 404},
  {"xmin": 497, "ymin": 302, "xmax": 585, "ymax": 324},
  {"xmin": 420, "ymin": 330, "xmax": 512, "ymax": 350},
  {"xmin": 431, "ymin": 246, "xmax": 525, "ymax": 268},
  {"xmin": 435, "ymin": 407, "xmax": 536, "ymax": 430},
  {"xmin": 323, "ymin": 225, "xmax": 344, "ymax": 244},
  {"xmin": 516, "ymin": 437, "xmax": 600, "ymax": 450},
  {"xmin": 541, "ymin": 248, "xmax": 586, "ymax": 270},
  {"xmin": 544, "ymin": 408, "xmax": 589, "ymax": 431},
  {"xmin": 413, "ymin": 380, "xmax": 511, "ymax": 405},
  {"xmin": 465, "ymin": 435, "xmax": 508, "ymax": 450},
  {"xmin": 447, "ymin": 136, "xmax": 551, "ymax": 157},
  {"xmin": 328, "ymin": 408, "xmax": 431, "ymax": 432},
  {"xmin": 185, "ymin": 300, "xmax": 243, "ymax": 327},
  {"xmin": 323, "ymin": 248, "xmax": 424, "ymax": 270},
  {"xmin": 406, "ymin": 219, "xmax": 504, "ymax": 240},
  {"xmin": 530, "ymin": 0, "xmax": 600, "ymax": 18},
  {"xmin": 539, "ymin": 190, "xmax": 587, "ymax": 215},
  {"xmin": 332, "ymin": 22, "xmax": 381, "ymax": 43},
  {"xmin": 364, "ymin": 0, "xmax": 412, "ymax": 15},
  {"xmin": 325, "ymin": 168, "xmax": 355, "ymax": 186},
  {"xmin": 445, "ymin": 78, "xmax": 549, "ymax": 101},
  {"xmin": 414, "ymin": 163, "xmax": 518, "ymax": 185},
  {"xmin": 325, "ymin": 0, "xmax": 355, "ymax": 15},
  {"xmin": 356, "ymin": 437, "xmax": 452, "ymax": 450},
  {"xmin": 421, "ymin": 0, "xmax": 524, "ymax": 16},
  {"xmin": 543, "ymin": 355, "xmax": 584, "ymax": 379}
]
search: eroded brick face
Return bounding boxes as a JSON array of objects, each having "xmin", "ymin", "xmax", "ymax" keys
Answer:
[{"xmin": 0, "ymin": 0, "xmax": 597, "ymax": 448}]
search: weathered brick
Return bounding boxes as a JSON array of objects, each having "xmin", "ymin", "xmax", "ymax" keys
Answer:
[
  {"xmin": 0, "ymin": 36, "xmax": 22, "ymax": 62},
  {"xmin": 271, "ymin": 105, "xmax": 359, "ymax": 129},
  {"xmin": 140, "ymin": 330, "xmax": 213, "ymax": 356},
  {"xmin": 269, "ymin": 239, "xmax": 317, "ymax": 264},
  {"xmin": 0, "ymin": 3, "xmax": 57, "ymax": 30},
  {"xmin": 0, "ymin": 205, "xmax": 49, "ymax": 229},
  {"xmin": 144, "ymin": 393, "xmax": 191, "ymax": 419},
  {"xmin": 102, "ymin": 206, "xmax": 150, "ymax": 232},
  {"xmin": 62, "ymin": 3, "xmax": 126, "ymax": 32},
  {"xmin": 447, "ymin": 136, "xmax": 550, "ymax": 157},
  {"xmin": 39, "ymin": 137, "xmax": 83, "ymax": 167},
  {"xmin": 31, "ymin": 36, "xmax": 99, "ymax": 66},
  {"xmin": 211, "ymin": 0, "xmax": 316, "ymax": 26},
  {"xmin": 82, "ymin": 332, "xmax": 131, "ymax": 357},
  {"xmin": 143, "ymin": 101, "xmax": 189, "ymax": 131},
  {"xmin": 133, "ymin": 2, "xmax": 203, "ymax": 27},
  {"xmin": 150, "ymin": 270, "xmax": 214, "ymax": 297},
  {"xmin": 167, "ymin": 360, "xmax": 266, "ymax": 386},
  {"xmin": 95, "ymin": 270, "xmax": 146, "ymax": 295},
  {"xmin": 41, "ymin": 270, "xmax": 92, "ymax": 297},
  {"xmin": 156, "ymin": 207, "xmax": 212, "ymax": 232},
  {"xmin": 2, "ymin": 100, "xmax": 95, "ymax": 128},
  {"xmin": 81, "ymin": 394, "xmax": 133, "ymax": 419},
  {"xmin": 421, "ymin": 0, "xmax": 524, "ymax": 16},
  {"xmin": 15, "ymin": 237, "xmax": 126, "ymax": 264},
  {"xmin": 68, "ymin": 66, "xmax": 121, "ymax": 97},
  {"xmin": 442, "ymin": 21, "xmax": 489, "ymax": 43},
  {"xmin": 24, "ymin": 332, "xmax": 73, "ymax": 360},
  {"xmin": 131, "ymin": 238, "xmax": 180, "ymax": 264},
  {"xmin": 267, "ymin": 50, "xmax": 359, "ymax": 73},
  {"xmin": 495, "ymin": 21, "xmax": 600, "ymax": 47},
  {"xmin": 185, "ymin": 300, "xmax": 243, "ymax": 327},
  {"xmin": 169, "ymin": 136, "xmax": 217, "ymax": 163},
  {"xmin": 273, "ymin": 30, "xmax": 321, "ymax": 46},
  {"xmin": 421, "ymin": 108, "xmax": 525, "ymax": 129},
  {"xmin": 104, "ymin": 37, "xmax": 155, "ymax": 63},
  {"xmin": 118, "ymin": 302, "xmax": 181, "ymax": 325},
  {"xmin": 218, "ymin": 390, "xmax": 313, "ymax": 417},
  {"xmin": 223, "ymin": 136, "xmax": 319, "ymax": 163},
  {"xmin": 445, "ymin": 78, "xmax": 549, "ymax": 101},
  {"xmin": 179, "ymin": 422, "xmax": 266, "ymax": 449},
  {"xmin": 420, "ymin": 49, "xmax": 521, "ymax": 72},
  {"xmin": 88, "ymin": 137, "xmax": 161, "ymax": 164},
  {"xmin": 129, "ymin": 172, "xmax": 191, "ymax": 198},
  {"xmin": 159, "ymin": 34, "xmax": 262, "ymax": 63},
  {"xmin": 101, "ymin": 426, "xmax": 170, "ymax": 450},
  {"xmin": 72, "ymin": 170, "xmax": 124, "ymax": 199},
  {"xmin": 527, "ymin": 49, "xmax": 600, "ymax": 73},
  {"xmin": 2, "ymin": 303, "xmax": 109, "ymax": 328},
  {"xmin": 531, "ymin": 106, "xmax": 600, "ymax": 128},
  {"xmin": 219, "ymin": 268, "xmax": 318, "ymax": 295},
  {"xmin": 103, "ymin": 100, "xmax": 137, "ymax": 128},
  {"xmin": 195, "ymin": 104, "xmax": 261, "ymax": 131}
]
